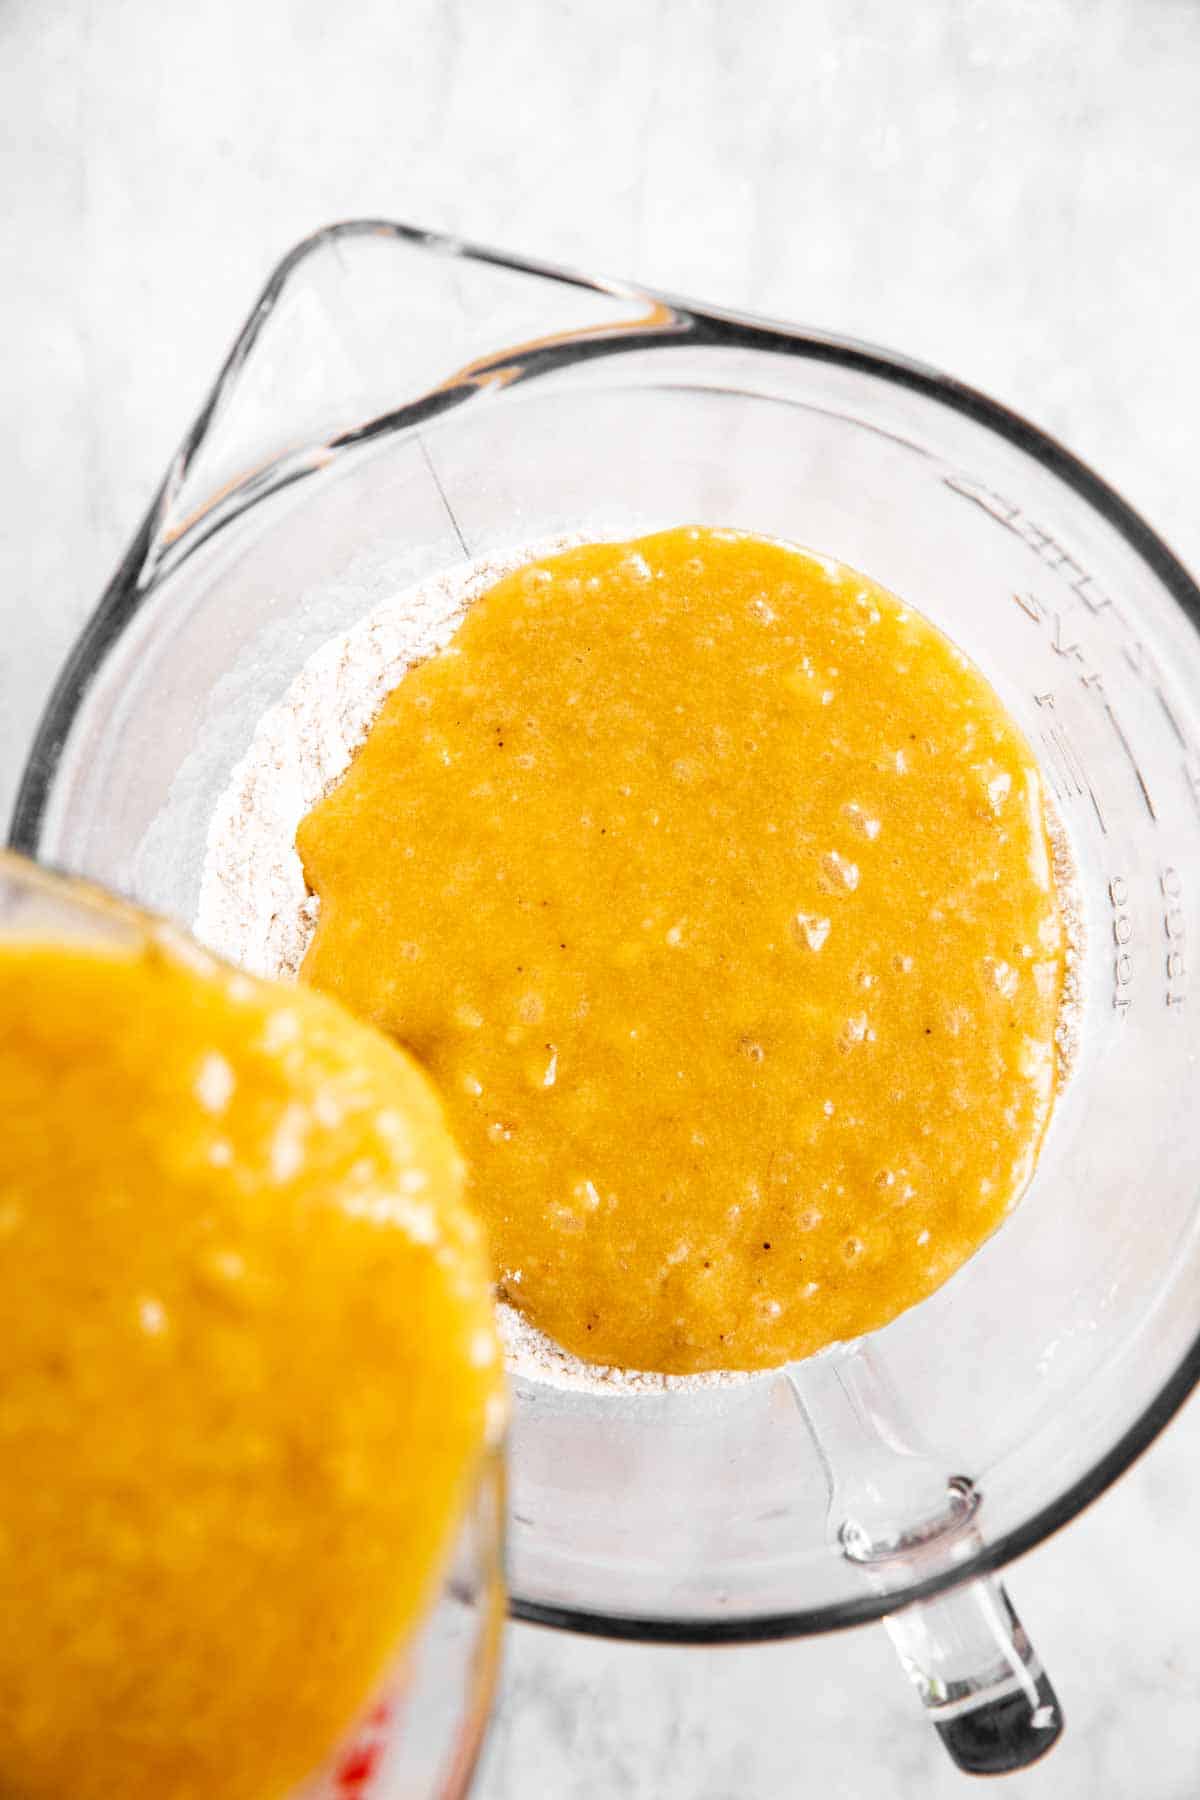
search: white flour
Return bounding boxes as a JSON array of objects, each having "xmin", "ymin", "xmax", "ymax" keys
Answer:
[{"xmin": 195, "ymin": 541, "xmax": 1083, "ymax": 1396}]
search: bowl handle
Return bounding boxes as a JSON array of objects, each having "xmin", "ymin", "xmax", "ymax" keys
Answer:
[
  {"xmin": 789, "ymin": 1344, "xmax": 1063, "ymax": 1775},
  {"xmin": 880, "ymin": 1569, "xmax": 1062, "ymax": 1774}
]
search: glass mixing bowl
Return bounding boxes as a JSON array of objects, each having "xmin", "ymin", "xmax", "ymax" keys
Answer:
[
  {"xmin": 0, "ymin": 852, "xmax": 505, "ymax": 1799},
  {"xmin": 13, "ymin": 221, "xmax": 1200, "ymax": 1776}
]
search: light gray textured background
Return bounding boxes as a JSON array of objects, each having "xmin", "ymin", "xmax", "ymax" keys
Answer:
[{"xmin": 3, "ymin": 2, "xmax": 1200, "ymax": 1794}]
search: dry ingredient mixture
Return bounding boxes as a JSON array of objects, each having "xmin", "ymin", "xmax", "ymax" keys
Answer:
[
  {"xmin": 0, "ymin": 923, "xmax": 501, "ymax": 1800},
  {"xmin": 198, "ymin": 529, "xmax": 1081, "ymax": 1387}
]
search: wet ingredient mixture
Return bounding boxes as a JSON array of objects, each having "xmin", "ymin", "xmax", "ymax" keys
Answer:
[
  {"xmin": 0, "ymin": 929, "xmax": 500, "ymax": 1800},
  {"xmin": 298, "ymin": 527, "xmax": 1066, "ymax": 1375}
]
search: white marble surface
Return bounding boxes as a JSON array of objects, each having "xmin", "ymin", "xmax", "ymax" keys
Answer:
[{"xmin": 4, "ymin": 1, "xmax": 1200, "ymax": 1793}]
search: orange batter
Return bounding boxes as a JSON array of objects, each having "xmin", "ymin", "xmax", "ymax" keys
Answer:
[
  {"xmin": 0, "ymin": 925, "xmax": 500, "ymax": 1800},
  {"xmin": 299, "ymin": 527, "xmax": 1065, "ymax": 1374}
]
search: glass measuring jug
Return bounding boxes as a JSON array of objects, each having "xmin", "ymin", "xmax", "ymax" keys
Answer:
[{"xmin": 13, "ymin": 222, "xmax": 1200, "ymax": 1775}]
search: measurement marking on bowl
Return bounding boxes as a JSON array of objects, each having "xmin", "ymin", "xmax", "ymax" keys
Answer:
[
  {"xmin": 1012, "ymin": 592, "xmax": 1106, "ymax": 689},
  {"xmin": 951, "ymin": 469, "xmax": 1200, "ymax": 837},
  {"xmin": 1037, "ymin": 731, "xmax": 1071, "ymax": 803},
  {"xmin": 1017, "ymin": 595, "xmax": 1161, "ymax": 824},
  {"xmin": 944, "ymin": 473, "xmax": 1109, "ymax": 606},
  {"xmin": 1039, "ymin": 725, "xmax": 1084, "ymax": 799},
  {"xmin": 1101, "ymin": 700, "xmax": 1158, "ymax": 821},
  {"xmin": 327, "ymin": 1696, "xmax": 396, "ymax": 1797},
  {"xmin": 1156, "ymin": 685, "xmax": 1189, "ymax": 749},
  {"xmin": 1161, "ymin": 866, "xmax": 1187, "ymax": 1010},
  {"xmin": 418, "ymin": 434, "xmax": 471, "ymax": 558},
  {"xmin": 1107, "ymin": 868, "xmax": 1190, "ymax": 1015},
  {"xmin": 1108, "ymin": 875, "xmax": 1135, "ymax": 1017},
  {"xmin": 1034, "ymin": 696, "xmax": 1108, "ymax": 835},
  {"xmin": 1118, "ymin": 649, "xmax": 1200, "ymax": 819}
]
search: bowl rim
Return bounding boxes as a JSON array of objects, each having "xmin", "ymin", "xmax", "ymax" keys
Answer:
[{"xmin": 11, "ymin": 218, "xmax": 1200, "ymax": 1644}]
